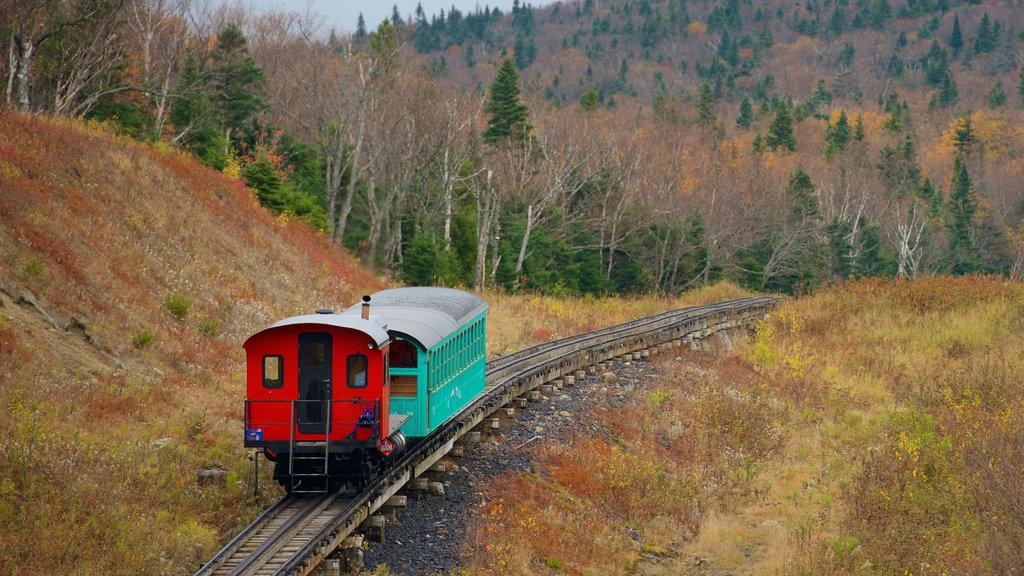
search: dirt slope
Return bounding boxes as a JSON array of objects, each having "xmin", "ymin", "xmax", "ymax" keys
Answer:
[{"xmin": 0, "ymin": 114, "xmax": 384, "ymax": 575}]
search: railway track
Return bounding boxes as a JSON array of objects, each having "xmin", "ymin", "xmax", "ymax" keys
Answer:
[{"xmin": 196, "ymin": 296, "xmax": 776, "ymax": 576}]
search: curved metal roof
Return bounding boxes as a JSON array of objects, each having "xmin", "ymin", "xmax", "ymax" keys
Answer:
[
  {"xmin": 244, "ymin": 314, "xmax": 391, "ymax": 348},
  {"xmin": 341, "ymin": 288, "xmax": 488, "ymax": 350}
]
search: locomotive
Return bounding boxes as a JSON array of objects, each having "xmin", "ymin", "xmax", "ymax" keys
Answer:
[{"xmin": 243, "ymin": 287, "xmax": 488, "ymax": 492}]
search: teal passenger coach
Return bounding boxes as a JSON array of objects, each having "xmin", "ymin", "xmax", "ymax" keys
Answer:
[{"xmin": 341, "ymin": 287, "xmax": 488, "ymax": 438}]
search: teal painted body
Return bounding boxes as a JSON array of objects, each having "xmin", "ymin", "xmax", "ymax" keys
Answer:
[{"xmin": 388, "ymin": 311, "xmax": 487, "ymax": 438}]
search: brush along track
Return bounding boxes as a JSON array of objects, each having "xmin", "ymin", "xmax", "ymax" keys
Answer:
[{"xmin": 196, "ymin": 296, "xmax": 775, "ymax": 576}]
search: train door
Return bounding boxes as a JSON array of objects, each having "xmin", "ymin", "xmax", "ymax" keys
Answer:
[
  {"xmin": 297, "ymin": 332, "xmax": 332, "ymax": 435},
  {"xmin": 388, "ymin": 337, "xmax": 422, "ymax": 436}
]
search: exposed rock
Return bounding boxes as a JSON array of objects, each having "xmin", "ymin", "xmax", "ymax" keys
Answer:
[
  {"xmin": 17, "ymin": 291, "xmax": 61, "ymax": 330},
  {"xmin": 427, "ymin": 482, "xmax": 446, "ymax": 497},
  {"xmin": 197, "ymin": 468, "xmax": 227, "ymax": 486},
  {"xmin": 601, "ymin": 372, "xmax": 618, "ymax": 382}
]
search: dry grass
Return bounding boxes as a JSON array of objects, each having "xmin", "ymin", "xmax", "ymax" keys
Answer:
[{"xmin": 466, "ymin": 277, "xmax": 1024, "ymax": 576}]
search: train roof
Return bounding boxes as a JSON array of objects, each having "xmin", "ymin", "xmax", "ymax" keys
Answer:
[
  {"xmin": 341, "ymin": 287, "xmax": 488, "ymax": 350},
  {"xmin": 244, "ymin": 314, "xmax": 391, "ymax": 348}
]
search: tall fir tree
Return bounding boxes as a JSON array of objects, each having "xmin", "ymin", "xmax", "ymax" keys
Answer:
[
  {"xmin": 736, "ymin": 96, "xmax": 754, "ymax": 129},
  {"xmin": 986, "ymin": 80, "xmax": 1007, "ymax": 108},
  {"xmin": 949, "ymin": 13, "xmax": 963, "ymax": 56},
  {"xmin": 696, "ymin": 82, "xmax": 715, "ymax": 127},
  {"xmin": 766, "ymin": 101, "xmax": 796, "ymax": 151},
  {"xmin": 974, "ymin": 13, "xmax": 996, "ymax": 54},
  {"xmin": 947, "ymin": 158, "xmax": 981, "ymax": 273},
  {"xmin": 825, "ymin": 110, "xmax": 851, "ymax": 158},
  {"xmin": 484, "ymin": 59, "xmax": 532, "ymax": 145},
  {"xmin": 356, "ymin": 14, "xmax": 367, "ymax": 38},
  {"xmin": 950, "ymin": 115, "xmax": 977, "ymax": 159}
]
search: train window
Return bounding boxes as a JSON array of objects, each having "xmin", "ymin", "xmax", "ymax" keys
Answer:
[
  {"xmin": 262, "ymin": 355, "xmax": 284, "ymax": 388},
  {"xmin": 391, "ymin": 339, "xmax": 417, "ymax": 368},
  {"xmin": 347, "ymin": 353, "xmax": 368, "ymax": 388},
  {"xmin": 305, "ymin": 342, "xmax": 325, "ymax": 369}
]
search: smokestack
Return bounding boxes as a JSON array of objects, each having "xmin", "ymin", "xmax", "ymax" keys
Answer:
[{"xmin": 361, "ymin": 295, "xmax": 371, "ymax": 320}]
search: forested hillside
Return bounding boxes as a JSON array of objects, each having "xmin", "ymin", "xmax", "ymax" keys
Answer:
[{"xmin": 3, "ymin": 0, "xmax": 1023, "ymax": 296}]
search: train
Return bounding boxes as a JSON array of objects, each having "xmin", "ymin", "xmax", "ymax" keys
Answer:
[{"xmin": 242, "ymin": 287, "xmax": 488, "ymax": 493}]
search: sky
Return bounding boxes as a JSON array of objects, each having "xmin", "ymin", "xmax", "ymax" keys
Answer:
[{"xmin": 242, "ymin": 0, "xmax": 557, "ymax": 33}]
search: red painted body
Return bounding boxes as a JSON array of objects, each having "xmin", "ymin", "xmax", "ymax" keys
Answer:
[{"xmin": 243, "ymin": 323, "xmax": 390, "ymax": 447}]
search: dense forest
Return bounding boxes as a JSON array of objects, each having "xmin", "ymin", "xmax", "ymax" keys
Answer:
[{"xmin": 3, "ymin": 0, "xmax": 1024, "ymax": 294}]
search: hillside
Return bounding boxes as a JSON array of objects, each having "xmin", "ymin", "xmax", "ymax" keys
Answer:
[
  {"xmin": 409, "ymin": 0, "xmax": 1023, "ymax": 114},
  {"xmin": 466, "ymin": 277, "xmax": 1024, "ymax": 574},
  {"xmin": 0, "ymin": 114, "xmax": 385, "ymax": 574}
]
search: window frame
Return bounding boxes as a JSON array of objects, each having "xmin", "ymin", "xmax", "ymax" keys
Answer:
[
  {"xmin": 262, "ymin": 354, "xmax": 284, "ymax": 389},
  {"xmin": 346, "ymin": 353, "xmax": 369, "ymax": 389}
]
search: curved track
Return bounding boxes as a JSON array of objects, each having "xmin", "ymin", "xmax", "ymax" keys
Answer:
[{"xmin": 196, "ymin": 296, "xmax": 776, "ymax": 576}]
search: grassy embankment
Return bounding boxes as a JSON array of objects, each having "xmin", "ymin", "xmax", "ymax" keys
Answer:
[
  {"xmin": 0, "ymin": 114, "xmax": 748, "ymax": 575},
  {"xmin": 0, "ymin": 113, "xmax": 385, "ymax": 575},
  {"xmin": 463, "ymin": 277, "xmax": 1024, "ymax": 576}
]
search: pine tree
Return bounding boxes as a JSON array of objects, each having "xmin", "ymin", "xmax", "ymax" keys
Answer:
[
  {"xmin": 736, "ymin": 96, "xmax": 754, "ymax": 129},
  {"xmin": 974, "ymin": 13, "xmax": 996, "ymax": 54},
  {"xmin": 947, "ymin": 158, "xmax": 981, "ymax": 273},
  {"xmin": 825, "ymin": 110, "xmax": 851, "ymax": 157},
  {"xmin": 922, "ymin": 41, "xmax": 949, "ymax": 86},
  {"xmin": 950, "ymin": 116, "xmax": 977, "ymax": 159},
  {"xmin": 696, "ymin": 82, "xmax": 715, "ymax": 127},
  {"xmin": 484, "ymin": 59, "xmax": 531, "ymax": 145},
  {"xmin": 931, "ymin": 70, "xmax": 958, "ymax": 109},
  {"xmin": 853, "ymin": 114, "xmax": 865, "ymax": 143},
  {"xmin": 356, "ymin": 14, "xmax": 367, "ymax": 38},
  {"xmin": 767, "ymin": 101, "xmax": 796, "ymax": 151},
  {"xmin": 949, "ymin": 13, "xmax": 963, "ymax": 55},
  {"xmin": 987, "ymin": 80, "xmax": 1007, "ymax": 108}
]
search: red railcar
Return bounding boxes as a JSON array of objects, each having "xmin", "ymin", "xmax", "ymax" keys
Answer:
[{"xmin": 243, "ymin": 298, "xmax": 406, "ymax": 492}]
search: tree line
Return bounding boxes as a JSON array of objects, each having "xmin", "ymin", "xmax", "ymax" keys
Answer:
[{"xmin": 3, "ymin": 0, "xmax": 1024, "ymax": 295}]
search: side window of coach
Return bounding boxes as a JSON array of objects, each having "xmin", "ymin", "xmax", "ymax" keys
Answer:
[
  {"xmin": 347, "ymin": 353, "xmax": 368, "ymax": 388},
  {"xmin": 263, "ymin": 355, "xmax": 284, "ymax": 388}
]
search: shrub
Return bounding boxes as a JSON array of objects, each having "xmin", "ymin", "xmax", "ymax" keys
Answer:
[
  {"xmin": 163, "ymin": 293, "xmax": 193, "ymax": 321},
  {"xmin": 132, "ymin": 330, "xmax": 154, "ymax": 349},
  {"xmin": 199, "ymin": 318, "xmax": 219, "ymax": 336}
]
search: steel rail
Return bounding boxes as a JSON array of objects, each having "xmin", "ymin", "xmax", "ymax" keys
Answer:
[{"xmin": 196, "ymin": 296, "xmax": 776, "ymax": 576}]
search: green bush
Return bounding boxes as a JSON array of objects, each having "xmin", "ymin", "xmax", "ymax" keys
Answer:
[
  {"xmin": 132, "ymin": 330, "xmax": 154, "ymax": 348},
  {"xmin": 199, "ymin": 318, "xmax": 219, "ymax": 336},
  {"xmin": 163, "ymin": 293, "xmax": 193, "ymax": 321}
]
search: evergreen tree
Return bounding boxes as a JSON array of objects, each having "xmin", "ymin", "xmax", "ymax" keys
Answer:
[
  {"xmin": 825, "ymin": 110, "xmax": 851, "ymax": 157},
  {"xmin": 922, "ymin": 41, "xmax": 949, "ymax": 86},
  {"xmin": 696, "ymin": 82, "xmax": 715, "ymax": 127},
  {"xmin": 766, "ymin": 101, "xmax": 796, "ymax": 151},
  {"xmin": 829, "ymin": 6, "xmax": 846, "ymax": 37},
  {"xmin": 484, "ymin": 59, "xmax": 531, "ymax": 145},
  {"xmin": 853, "ymin": 114, "xmax": 865, "ymax": 143},
  {"xmin": 950, "ymin": 116, "xmax": 977, "ymax": 159},
  {"xmin": 931, "ymin": 70, "xmax": 958, "ymax": 109},
  {"xmin": 974, "ymin": 13, "xmax": 996, "ymax": 54},
  {"xmin": 949, "ymin": 13, "xmax": 963, "ymax": 55},
  {"xmin": 947, "ymin": 158, "xmax": 981, "ymax": 273},
  {"xmin": 812, "ymin": 79, "xmax": 833, "ymax": 105},
  {"xmin": 867, "ymin": 0, "xmax": 892, "ymax": 30},
  {"xmin": 987, "ymin": 80, "xmax": 1007, "ymax": 108},
  {"xmin": 579, "ymin": 89, "xmax": 599, "ymax": 110},
  {"xmin": 736, "ymin": 96, "xmax": 754, "ymax": 129},
  {"xmin": 356, "ymin": 14, "xmax": 367, "ymax": 38}
]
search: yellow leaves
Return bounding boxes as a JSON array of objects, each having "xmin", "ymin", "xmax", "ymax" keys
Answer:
[
  {"xmin": 222, "ymin": 153, "xmax": 242, "ymax": 180},
  {"xmin": 687, "ymin": 21, "xmax": 707, "ymax": 35}
]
